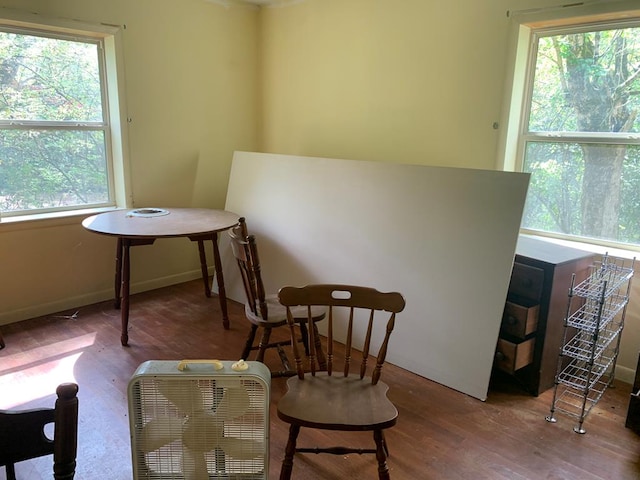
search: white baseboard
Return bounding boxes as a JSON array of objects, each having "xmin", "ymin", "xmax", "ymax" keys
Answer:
[
  {"xmin": 0, "ymin": 269, "xmax": 206, "ymax": 327},
  {"xmin": 616, "ymin": 364, "xmax": 635, "ymax": 385}
]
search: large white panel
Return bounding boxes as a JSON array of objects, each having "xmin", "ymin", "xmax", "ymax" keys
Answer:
[{"xmin": 222, "ymin": 151, "xmax": 529, "ymax": 400}]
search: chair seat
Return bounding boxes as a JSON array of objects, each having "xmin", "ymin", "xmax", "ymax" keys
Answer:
[
  {"xmin": 277, "ymin": 373, "xmax": 398, "ymax": 431},
  {"xmin": 245, "ymin": 294, "xmax": 325, "ymax": 326}
]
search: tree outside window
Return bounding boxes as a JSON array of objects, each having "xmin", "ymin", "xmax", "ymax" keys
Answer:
[
  {"xmin": 0, "ymin": 28, "xmax": 113, "ymax": 216},
  {"xmin": 520, "ymin": 21, "xmax": 640, "ymax": 247}
]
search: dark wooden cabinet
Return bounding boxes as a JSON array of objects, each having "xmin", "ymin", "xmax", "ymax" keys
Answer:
[
  {"xmin": 493, "ymin": 235, "xmax": 595, "ymax": 396},
  {"xmin": 625, "ymin": 352, "xmax": 640, "ymax": 434}
]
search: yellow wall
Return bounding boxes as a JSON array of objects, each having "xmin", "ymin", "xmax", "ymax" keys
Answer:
[
  {"xmin": 260, "ymin": 0, "xmax": 510, "ymax": 168},
  {"xmin": 1, "ymin": 0, "xmax": 639, "ymax": 380}
]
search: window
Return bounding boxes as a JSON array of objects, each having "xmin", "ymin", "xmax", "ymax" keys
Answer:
[
  {"xmin": 509, "ymin": 12, "xmax": 640, "ymax": 249},
  {"xmin": 0, "ymin": 16, "xmax": 127, "ymax": 219}
]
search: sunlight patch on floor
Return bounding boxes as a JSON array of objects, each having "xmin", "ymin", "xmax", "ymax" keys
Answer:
[{"xmin": 0, "ymin": 332, "xmax": 96, "ymax": 408}]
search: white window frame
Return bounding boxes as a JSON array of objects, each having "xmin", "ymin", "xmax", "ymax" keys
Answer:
[
  {"xmin": 0, "ymin": 9, "xmax": 131, "ymax": 223},
  {"xmin": 499, "ymin": 0, "xmax": 640, "ymax": 251}
]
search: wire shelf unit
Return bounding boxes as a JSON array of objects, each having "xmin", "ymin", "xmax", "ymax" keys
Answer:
[
  {"xmin": 551, "ymin": 371, "xmax": 613, "ymax": 421},
  {"xmin": 572, "ymin": 260, "xmax": 633, "ymax": 300},
  {"xmin": 564, "ymin": 293, "xmax": 627, "ymax": 333},
  {"xmin": 562, "ymin": 324, "xmax": 623, "ymax": 362},
  {"xmin": 546, "ymin": 253, "xmax": 634, "ymax": 434}
]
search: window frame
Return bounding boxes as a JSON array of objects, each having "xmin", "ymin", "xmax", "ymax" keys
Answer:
[
  {"xmin": 521, "ymin": 19, "xmax": 640, "ymax": 150},
  {"xmin": 0, "ymin": 9, "xmax": 130, "ymax": 223},
  {"xmin": 500, "ymin": 2, "xmax": 640, "ymax": 251}
]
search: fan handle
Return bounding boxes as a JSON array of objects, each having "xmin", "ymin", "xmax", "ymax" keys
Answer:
[{"xmin": 176, "ymin": 359, "xmax": 224, "ymax": 371}]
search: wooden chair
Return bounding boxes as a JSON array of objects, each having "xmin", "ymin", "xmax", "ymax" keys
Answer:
[
  {"xmin": 228, "ymin": 217, "xmax": 326, "ymax": 377},
  {"xmin": 277, "ymin": 284, "xmax": 405, "ymax": 480},
  {"xmin": 0, "ymin": 382, "xmax": 79, "ymax": 480}
]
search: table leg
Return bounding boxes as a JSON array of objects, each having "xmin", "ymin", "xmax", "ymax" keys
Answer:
[
  {"xmin": 197, "ymin": 239, "xmax": 212, "ymax": 297},
  {"xmin": 0, "ymin": 330, "xmax": 5, "ymax": 349},
  {"xmin": 211, "ymin": 233, "xmax": 230, "ymax": 330},
  {"xmin": 121, "ymin": 239, "xmax": 131, "ymax": 346},
  {"xmin": 114, "ymin": 238, "xmax": 123, "ymax": 309}
]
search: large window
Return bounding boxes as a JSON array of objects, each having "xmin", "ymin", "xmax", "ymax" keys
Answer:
[
  {"xmin": 514, "ymin": 16, "xmax": 640, "ymax": 248},
  {"xmin": 0, "ymin": 19, "xmax": 125, "ymax": 219}
]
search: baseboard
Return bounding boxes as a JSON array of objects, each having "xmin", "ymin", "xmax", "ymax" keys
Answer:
[
  {"xmin": 0, "ymin": 269, "xmax": 206, "ymax": 327},
  {"xmin": 616, "ymin": 364, "xmax": 635, "ymax": 385}
]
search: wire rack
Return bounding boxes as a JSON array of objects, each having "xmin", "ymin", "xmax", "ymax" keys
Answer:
[
  {"xmin": 551, "ymin": 372, "xmax": 613, "ymax": 422},
  {"xmin": 546, "ymin": 253, "xmax": 634, "ymax": 434},
  {"xmin": 572, "ymin": 257, "xmax": 633, "ymax": 300},
  {"xmin": 557, "ymin": 348, "xmax": 617, "ymax": 391},
  {"xmin": 564, "ymin": 293, "xmax": 627, "ymax": 333},
  {"xmin": 561, "ymin": 324, "xmax": 623, "ymax": 362}
]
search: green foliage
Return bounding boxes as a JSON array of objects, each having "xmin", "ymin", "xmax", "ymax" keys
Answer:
[
  {"xmin": 523, "ymin": 23, "xmax": 640, "ymax": 246},
  {"xmin": 0, "ymin": 29, "xmax": 108, "ymax": 213}
]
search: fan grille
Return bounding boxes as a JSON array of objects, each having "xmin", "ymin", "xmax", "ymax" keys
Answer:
[{"xmin": 130, "ymin": 376, "xmax": 268, "ymax": 479}]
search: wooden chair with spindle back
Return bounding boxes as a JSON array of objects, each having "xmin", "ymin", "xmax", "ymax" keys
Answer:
[
  {"xmin": 228, "ymin": 217, "xmax": 327, "ymax": 377},
  {"xmin": 0, "ymin": 382, "xmax": 79, "ymax": 480},
  {"xmin": 276, "ymin": 284, "xmax": 406, "ymax": 480}
]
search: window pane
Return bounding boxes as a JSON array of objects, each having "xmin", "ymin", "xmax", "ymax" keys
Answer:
[
  {"xmin": 0, "ymin": 31, "xmax": 103, "ymax": 122},
  {"xmin": 0, "ymin": 129, "xmax": 109, "ymax": 212},
  {"xmin": 522, "ymin": 141, "xmax": 640, "ymax": 246},
  {"xmin": 529, "ymin": 26, "xmax": 640, "ymax": 134}
]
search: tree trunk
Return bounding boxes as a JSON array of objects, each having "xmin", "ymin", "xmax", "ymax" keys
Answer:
[{"xmin": 580, "ymin": 144, "xmax": 624, "ymax": 239}]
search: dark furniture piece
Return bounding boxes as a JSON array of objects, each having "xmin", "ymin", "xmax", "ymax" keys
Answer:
[
  {"xmin": 493, "ymin": 236, "xmax": 595, "ymax": 396},
  {"xmin": 0, "ymin": 330, "xmax": 4, "ymax": 349},
  {"xmin": 626, "ymin": 352, "xmax": 640, "ymax": 434},
  {"xmin": 0, "ymin": 382, "xmax": 79, "ymax": 480},
  {"xmin": 82, "ymin": 208, "xmax": 240, "ymax": 345},
  {"xmin": 276, "ymin": 284, "xmax": 405, "ymax": 480},
  {"xmin": 228, "ymin": 217, "xmax": 326, "ymax": 376}
]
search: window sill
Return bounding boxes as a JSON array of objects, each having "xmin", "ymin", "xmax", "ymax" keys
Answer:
[
  {"xmin": 0, "ymin": 207, "xmax": 123, "ymax": 232},
  {"xmin": 520, "ymin": 231, "xmax": 639, "ymax": 261}
]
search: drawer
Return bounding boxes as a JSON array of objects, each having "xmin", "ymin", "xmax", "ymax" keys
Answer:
[
  {"xmin": 509, "ymin": 263, "xmax": 544, "ymax": 301},
  {"xmin": 501, "ymin": 300, "xmax": 539, "ymax": 339},
  {"xmin": 494, "ymin": 337, "xmax": 535, "ymax": 375}
]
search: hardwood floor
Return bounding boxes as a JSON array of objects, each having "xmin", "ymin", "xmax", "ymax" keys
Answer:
[{"xmin": 1, "ymin": 279, "xmax": 639, "ymax": 479}]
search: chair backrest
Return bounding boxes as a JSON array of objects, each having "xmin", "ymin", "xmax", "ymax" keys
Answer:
[
  {"xmin": 0, "ymin": 382, "xmax": 79, "ymax": 480},
  {"xmin": 278, "ymin": 284, "xmax": 405, "ymax": 384},
  {"xmin": 228, "ymin": 217, "xmax": 268, "ymax": 320}
]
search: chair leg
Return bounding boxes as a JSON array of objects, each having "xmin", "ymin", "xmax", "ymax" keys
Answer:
[
  {"xmin": 374, "ymin": 429, "xmax": 391, "ymax": 480},
  {"xmin": 256, "ymin": 326, "xmax": 272, "ymax": 362},
  {"xmin": 241, "ymin": 325, "xmax": 258, "ymax": 360},
  {"xmin": 279, "ymin": 424, "xmax": 300, "ymax": 480}
]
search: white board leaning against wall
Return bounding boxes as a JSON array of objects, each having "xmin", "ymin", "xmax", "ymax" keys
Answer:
[{"xmin": 221, "ymin": 151, "xmax": 530, "ymax": 400}]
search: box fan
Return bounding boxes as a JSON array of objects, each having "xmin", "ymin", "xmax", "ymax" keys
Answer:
[{"xmin": 128, "ymin": 360, "xmax": 270, "ymax": 479}]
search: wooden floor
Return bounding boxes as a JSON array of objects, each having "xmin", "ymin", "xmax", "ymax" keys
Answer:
[{"xmin": 1, "ymin": 279, "xmax": 639, "ymax": 479}]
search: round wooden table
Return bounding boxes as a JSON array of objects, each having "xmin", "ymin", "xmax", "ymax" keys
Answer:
[{"xmin": 82, "ymin": 208, "xmax": 240, "ymax": 346}]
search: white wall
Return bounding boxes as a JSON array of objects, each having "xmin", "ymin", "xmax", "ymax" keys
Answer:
[{"xmin": 222, "ymin": 151, "xmax": 530, "ymax": 400}]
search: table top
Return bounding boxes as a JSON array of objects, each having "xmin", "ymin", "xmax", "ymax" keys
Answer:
[{"xmin": 82, "ymin": 208, "xmax": 240, "ymax": 238}]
